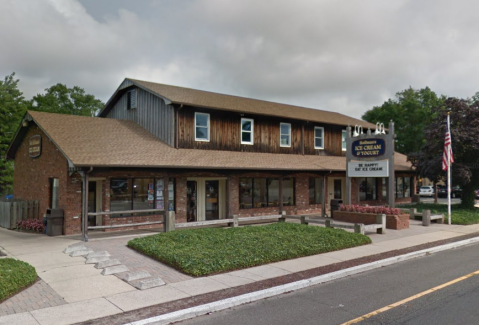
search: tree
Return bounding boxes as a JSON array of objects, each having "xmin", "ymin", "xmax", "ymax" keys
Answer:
[
  {"xmin": 32, "ymin": 83, "xmax": 104, "ymax": 117},
  {"xmin": 0, "ymin": 73, "xmax": 28, "ymax": 195},
  {"xmin": 362, "ymin": 87, "xmax": 445, "ymax": 156},
  {"xmin": 414, "ymin": 97, "xmax": 479, "ymax": 208}
]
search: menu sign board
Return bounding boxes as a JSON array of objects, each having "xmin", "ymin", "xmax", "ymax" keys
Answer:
[
  {"xmin": 352, "ymin": 138, "xmax": 385, "ymax": 158},
  {"xmin": 29, "ymin": 135, "xmax": 42, "ymax": 158}
]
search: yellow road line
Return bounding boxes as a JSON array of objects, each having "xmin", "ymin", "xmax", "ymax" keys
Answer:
[{"xmin": 341, "ymin": 269, "xmax": 479, "ymax": 325}]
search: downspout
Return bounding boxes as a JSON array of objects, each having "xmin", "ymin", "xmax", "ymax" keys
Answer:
[{"xmin": 82, "ymin": 167, "xmax": 93, "ymax": 242}]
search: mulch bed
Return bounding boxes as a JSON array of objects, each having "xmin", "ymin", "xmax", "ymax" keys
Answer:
[{"xmin": 76, "ymin": 231, "xmax": 479, "ymax": 325}]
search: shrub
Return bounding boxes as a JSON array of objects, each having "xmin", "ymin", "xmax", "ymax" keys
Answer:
[
  {"xmin": 17, "ymin": 219, "xmax": 45, "ymax": 233},
  {"xmin": 0, "ymin": 258, "xmax": 37, "ymax": 302},
  {"xmin": 128, "ymin": 222, "xmax": 372, "ymax": 276},
  {"xmin": 339, "ymin": 204, "xmax": 402, "ymax": 215}
]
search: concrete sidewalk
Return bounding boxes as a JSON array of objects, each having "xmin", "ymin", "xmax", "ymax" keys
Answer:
[{"xmin": 1, "ymin": 220, "xmax": 479, "ymax": 325}]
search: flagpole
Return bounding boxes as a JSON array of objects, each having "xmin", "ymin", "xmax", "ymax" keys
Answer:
[{"xmin": 447, "ymin": 111, "xmax": 451, "ymax": 225}]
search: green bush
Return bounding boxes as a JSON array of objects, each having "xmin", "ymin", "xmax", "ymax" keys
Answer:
[
  {"xmin": 128, "ymin": 223, "xmax": 372, "ymax": 276},
  {"xmin": 0, "ymin": 258, "xmax": 37, "ymax": 302},
  {"xmin": 399, "ymin": 203, "xmax": 479, "ymax": 225}
]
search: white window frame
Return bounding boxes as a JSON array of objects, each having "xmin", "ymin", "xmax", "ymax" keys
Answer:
[
  {"xmin": 240, "ymin": 118, "xmax": 254, "ymax": 145},
  {"xmin": 280, "ymin": 123, "xmax": 291, "ymax": 147},
  {"xmin": 195, "ymin": 112, "xmax": 210, "ymax": 142},
  {"xmin": 342, "ymin": 129, "xmax": 347, "ymax": 151},
  {"xmin": 314, "ymin": 126, "xmax": 324, "ymax": 150}
]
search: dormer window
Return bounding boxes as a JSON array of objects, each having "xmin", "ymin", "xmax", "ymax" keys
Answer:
[
  {"xmin": 127, "ymin": 89, "xmax": 137, "ymax": 110},
  {"xmin": 195, "ymin": 112, "xmax": 210, "ymax": 141},
  {"xmin": 280, "ymin": 123, "xmax": 291, "ymax": 147},
  {"xmin": 314, "ymin": 127, "xmax": 324, "ymax": 149},
  {"xmin": 241, "ymin": 118, "xmax": 254, "ymax": 145}
]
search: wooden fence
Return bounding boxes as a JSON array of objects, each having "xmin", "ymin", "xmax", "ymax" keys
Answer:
[{"xmin": 0, "ymin": 200, "xmax": 40, "ymax": 229}]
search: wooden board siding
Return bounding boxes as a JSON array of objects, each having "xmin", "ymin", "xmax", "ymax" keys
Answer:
[
  {"xmin": 178, "ymin": 107, "xmax": 345, "ymax": 156},
  {"xmin": 107, "ymin": 88, "xmax": 175, "ymax": 146}
]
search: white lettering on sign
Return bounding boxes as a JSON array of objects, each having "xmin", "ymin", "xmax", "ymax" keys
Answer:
[{"xmin": 347, "ymin": 161, "xmax": 388, "ymax": 177}]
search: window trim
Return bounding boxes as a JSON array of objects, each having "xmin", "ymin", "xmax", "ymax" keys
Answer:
[
  {"xmin": 280, "ymin": 123, "xmax": 291, "ymax": 147},
  {"xmin": 314, "ymin": 126, "xmax": 325, "ymax": 150},
  {"xmin": 342, "ymin": 130, "xmax": 347, "ymax": 151},
  {"xmin": 240, "ymin": 118, "xmax": 254, "ymax": 145},
  {"xmin": 195, "ymin": 112, "xmax": 210, "ymax": 142}
]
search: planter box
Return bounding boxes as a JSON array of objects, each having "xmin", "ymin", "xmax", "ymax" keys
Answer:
[{"xmin": 334, "ymin": 211, "xmax": 409, "ymax": 230}]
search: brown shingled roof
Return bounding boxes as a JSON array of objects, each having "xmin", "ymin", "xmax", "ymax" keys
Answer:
[
  {"xmin": 18, "ymin": 111, "xmax": 412, "ymax": 172},
  {"xmin": 100, "ymin": 78, "xmax": 377, "ymax": 129}
]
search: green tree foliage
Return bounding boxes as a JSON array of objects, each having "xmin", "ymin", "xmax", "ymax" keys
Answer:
[
  {"xmin": 415, "ymin": 98, "xmax": 479, "ymax": 208},
  {"xmin": 362, "ymin": 87, "xmax": 445, "ymax": 155},
  {"xmin": 0, "ymin": 73, "xmax": 28, "ymax": 195},
  {"xmin": 32, "ymin": 83, "xmax": 104, "ymax": 117}
]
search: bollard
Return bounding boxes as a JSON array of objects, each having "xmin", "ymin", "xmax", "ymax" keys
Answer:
[
  {"xmin": 409, "ymin": 208, "xmax": 417, "ymax": 220},
  {"xmin": 279, "ymin": 210, "xmax": 286, "ymax": 222},
  {"xmin": 165, "ymin": 211, "xmax": 176, "ymax": 232},
  {"xmin": 325, "ymin": 220, "xmax": 332, "ymax": 228},
  {"xmin": 300, "ymin": 215, "xmax": 308, "ymax": 225},
  {"xmin": 376, "ymin": 214, "xmax": 386, "ymax": 234},
  {"xmin": 422, "ymin": 210, "xmax": 431, "ymax": 226}
]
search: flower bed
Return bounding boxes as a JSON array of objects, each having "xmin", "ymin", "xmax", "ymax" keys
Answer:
[
  {"xmin": 336, "ymin": 205, "xmax": 409, "ymax": 230},
  {"xmin": 17, "ymin": 219, "xmax": 45, "ymax": 233}
]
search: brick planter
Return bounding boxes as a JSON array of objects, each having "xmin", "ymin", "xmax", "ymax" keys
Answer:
[{"xmin": 334, "ymin": 211, "xmax": 409, "ymax": 230}]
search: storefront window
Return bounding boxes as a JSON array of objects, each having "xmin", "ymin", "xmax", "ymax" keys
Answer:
[
  {"xmin": 239, "ymin": 178, "xmax": 253, "ymax": 209},
  {"xmin": 253, "ymin": 178, "xmax": 267, "ymax": 208},
  {"xmin": 403, "ymin": 177, "xmax": 411, "ymax": 198},
  {"xmin": 359, "ymin": 178, "xmax": 377, "ymax": 201},
  {"xmin": 239, "ymin": 177, "xmax": 295, "ymax": 208},
  {"xmin": 396, "ymin": 177, "xmax": 404, "ymax": 198},
  {"xmin": 110, "ymin": 177, "xmax": 175, "ymax": 216},
  {"xmin": 309, "ymin": 178, "xmax": 323, "ymax": 204},
  {"xmin": 267, "ymin": 178, "xmax": 280, "ymax": 207},
  {"xmin": 382, "ymin": 178, "xmax": 387, "ymax": 198}
]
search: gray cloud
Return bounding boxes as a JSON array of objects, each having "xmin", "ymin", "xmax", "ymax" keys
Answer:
[{"xmin": 1, "ymin": 0, "xmax": 479, "ymax": 118}]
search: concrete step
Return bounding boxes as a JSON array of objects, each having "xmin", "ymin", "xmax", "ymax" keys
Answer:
[
  {"xmin": 118, "ymin": 270, "xmax": 152, "ymax": 282},
  {"xmin": 133, "ymin": 277, "xmax": 166, "ymax": 290},
  {"xmin": 86, "ymin": 251, "xmax": 111, "ymax": 258},
  {"xmin": 101, "ymin": 265, "xmax": 129, "ymax": 275},
  {"xmin": 95, "ymin": 259, "xmax": 121, "ymax": 269},
  {"xmin": 63, "ymin": 245, "xmax": 87, "ymax": 254},
  {"xmin": 70, "ymin": 250, "xmax": 94, "ymax": 257},
  {"xmin": 85, "ymin": 256, "xmax": 110, "ymax": 264}
]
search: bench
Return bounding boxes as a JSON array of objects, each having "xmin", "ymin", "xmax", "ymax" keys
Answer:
[{"xmin": 422, "ymin": 210, "xmax": 444, "ymax": 226}]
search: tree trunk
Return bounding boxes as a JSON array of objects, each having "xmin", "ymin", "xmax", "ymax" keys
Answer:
[{"xmin": 460, "ymin": 183, "xmax": 476, "ymax": 209}]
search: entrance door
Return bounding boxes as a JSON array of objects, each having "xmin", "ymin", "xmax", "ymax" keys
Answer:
[
  {"xmin": 205, "ymin": 180, "xmax": 219, "ymax": 220},
  {"xmin": 187, "ymin": 181, "xmax": 197, "ymax": 222},
  {"xmin": 327, "ymin": 177, "xmax": 345, "ymax": 205},
  {"xmin": 334, "ymin": 179, "xmax": 342, "ymax": 199}
]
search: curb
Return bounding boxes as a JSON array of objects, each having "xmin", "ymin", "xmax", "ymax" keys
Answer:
[{"xmin": 125, "ymin": 236, "xmax": 479, "ymax": 325}]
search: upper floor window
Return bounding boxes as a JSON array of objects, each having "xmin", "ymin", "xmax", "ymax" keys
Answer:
[
  {"xmin": 241, "ymin": 118, "xmax": 254, "ymax": 145},
  {"xmin": 314, "ymin": 127, "xmax": 324, "ymax": 149},
  {"xmin": 127, "ymin": 89, "xmax": 137, "ymax": 110},
  {"xmin": 342, "ymin": 130, "xmax": 347, "ymax": 151},
  {"xmin": 195, "ymin": 112, "xmax": 210, "ymax": 141},
  {"xmin": 280, "ymin": 123, "xmax": 291, "ymax": 147}
]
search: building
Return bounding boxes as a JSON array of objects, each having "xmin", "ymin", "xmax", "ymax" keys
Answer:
[{"xmin": 6, "ymin": 79, "xmax": 416, "ymax": 235}]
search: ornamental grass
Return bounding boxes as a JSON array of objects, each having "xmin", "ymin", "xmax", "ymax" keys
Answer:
[{"xmin": 128, "ymin": 222, "xmax": 371, "ymax": 276}]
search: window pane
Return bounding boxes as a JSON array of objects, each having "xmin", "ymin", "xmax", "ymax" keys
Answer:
[
  {"xmin": 110, "ymin": 178, "xmax": 132, "ymax": 212},
  {"xmin": 315, "ymin": 128, "xmax": 323, "ymax": 138},
  {"xmin": 397, "ymin": 177, "xmax": 404, "ymax": 198},
  {"xmin": 267, "ymin": 178, "xmax": 279, "ymax": 207},
  {"xmin": 280, "ymin": 124, "xmax": 290, "ymax": 135},
  {"xmin": 366, "ymin": 178, "xmax": 377, "ymax": 200},
  {"xmin": 196, "ymin": 127, "xmax": 208, "ymax": 140},
  {"xmin": 309, "ymin": 178, "xmax": 322, "ymax": 204},
  {"xmin": 315, "ymin": 138, "xmax": 323, "ymax": 148},
  {"xmin": 133, "ymin": 178, "xmax": 154, "ymax": 211},
  {"xmin": 168, "ymin": 178, "xmax": 175, "ymax": 211},
  {"xmin": 359, "ymin": 178, "xmax": 367, "ymax": 201},
  {"xmin": 196, "ymin": 114, "xmax": 208, "ymax": 127},
  {"xmin": 242, "ymin": 132, "xmax": 251, "ymax": 143},
  {"xmin": 156, "ymin": 179, "xmax": 165, "ymax": 210},
  {"xmin": 283, "ymin": 178, "xmax": 295, "ymax": 206},
  {"xmin": 253, "ymin": 178, "xmax": 267, "ymax": 208},
  {"xmin": 342, "ymin": 130, "xmax": 347, "ymax": 150},
  {"xmin": 382, "ymin": 177, "xmax": 387, "ymax": 198},
  {"xmin": 239, "ymin": 178, "xmax": 253, "ymax": 209},
  {"xmin": 281, "ymin": 135, "xmax": 290, "ymax": 146},
  {"xmin": 403, "ymin": 177, "xmax": 410, "ymax": 198},
  {"xmin": 242, "ymin": 120, "xmax": 251, "ymax": 131}
]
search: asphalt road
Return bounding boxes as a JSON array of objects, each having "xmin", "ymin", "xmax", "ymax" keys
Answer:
[{"xmin": 177, "ymin": 242, "xmax": 479, "ymax": 325}]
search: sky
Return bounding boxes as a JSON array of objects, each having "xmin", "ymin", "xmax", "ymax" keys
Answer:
[{"xmin": 1, "ymin": 0, "xmax": 479, "ymax": 119}]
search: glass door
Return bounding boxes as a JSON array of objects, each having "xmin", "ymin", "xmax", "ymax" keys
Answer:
[
  {"xmin": 205, "ymin": 180, "xmax": 219, "ymax": 220},
  {"xmin": 334, "ymin": 179, "xmax": 342, "ymax": 199},
  {"xmin": 88, "ymin": 181, "xmax": 96, "ymax": 227},
  {"xmin": 187, "ymin": 181, "xmax": 197, "ymax": 222}
]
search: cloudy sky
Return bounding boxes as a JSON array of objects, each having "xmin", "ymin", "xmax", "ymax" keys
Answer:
[{"xmin": 1, "ymin": 0, "xmax": 478, "ymax": 118}]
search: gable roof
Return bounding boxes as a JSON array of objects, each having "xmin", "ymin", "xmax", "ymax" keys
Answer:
[
  {"xmin": 99, "ymin": 78, "xmax": 377, "ymax": 129},
  {"xmin": 7, "ymin": 111, "xmax": 413, "ymax": 173}
]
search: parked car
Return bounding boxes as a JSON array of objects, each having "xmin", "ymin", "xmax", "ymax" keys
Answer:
[
  {"xmin": 438, "ymin": 186, "xmax": 462, "ymax": 198},
  {"xmin": 437, "ymin": 185, "xmax": 446, "ymax": 197},
  {"xmin": 419, "ymin": 186, "xmax": 434, "ymax": 197}
]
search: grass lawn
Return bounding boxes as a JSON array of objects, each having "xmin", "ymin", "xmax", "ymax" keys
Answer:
[
  {"xmin": 0, "ymin": 258, "xmax": 37, "ymax": 302},
  {"xmin": 128, "ymin": 222, "xmax": 372, "ymax": 276},
  {"xmin": 399, "ymin": 203, "xmax": 479, "ymax": 225}
]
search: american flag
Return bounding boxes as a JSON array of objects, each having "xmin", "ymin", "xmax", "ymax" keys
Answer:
[{"xmin": 442, "ymin": 129, "xmax": 454, "ymax": 171}]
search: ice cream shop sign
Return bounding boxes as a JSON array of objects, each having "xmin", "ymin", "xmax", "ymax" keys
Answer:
[{"xmin": 29, "ymin": 135, "xmax": 42, "ymax": 158}]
